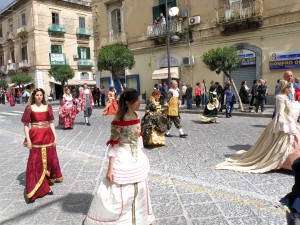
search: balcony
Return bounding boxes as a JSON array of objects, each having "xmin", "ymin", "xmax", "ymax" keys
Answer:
[
  {"xmin": 216, "ymin": 0, "xmax": 263, "ymax": 33},
  {"xmin": 49, "ymin": 53, "xmax": 66, "ymax": 65},
  {"xmin": 76, "ymin": 28, "xmax": 92, "ymax": 38},
  {"xmin": 19, "ymin": 60, "xmax": 30, "ymax": 69},
  {"xmin": 147, "ymin": 19, "xmax": 183, "ymax": 39},
  {"xmin": 100, "ymin": 32, "xmax": 127, "ymax": 47},
  {"xmin": 77, "ymin": 59, "xmax": 93, "ymax": 68},
  {"xmin": 48, "ymin": 24, "xmax": 66, "ymax": 35},
  {"xmin": 7, "ymin": 63, "xmax": 17, "ymax": 71},
  {"xmin": 6, "ymin": 32, "xmax": 14, "ymax": 41}
]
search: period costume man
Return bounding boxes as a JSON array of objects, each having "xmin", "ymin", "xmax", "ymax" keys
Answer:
[
  {"xmin": 79, "ymin": 84, "xmax": 94, "ymax": 126},
  {"xmin": 165, "ymin": 80, "xmax": 188, "ymax": 138}
]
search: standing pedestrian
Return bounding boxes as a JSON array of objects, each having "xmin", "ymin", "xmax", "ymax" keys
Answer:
[
  {"xmin": 181, "ymin": 83, "xmax": 187, "ymax": 105},
  {"xmin": 23, "ymin": 89, "xmax": 30, "ymax": 104},
  {"xmin": 186, "ymin": 83, "xmax": 193, "ymax": 110},
  {"xmin": 239, "ymin": 81, "xmax": 250, "ymax": 104},
  {"xmin": 21, "ymin": 88, "xmax": 63, "ymax": 203},
  {"xmin": 100, "ymin": 86, "xmax": 106, "ymax": 106},
  {"xmin": 92, "ymin": 87, "xmax": 100, "ymax": 107},
  {"xmin": 249, "ymin": 80, "xmax": 258, "ymax": 109},
  {"xmin": 224, "ymin": 84, "xmax": 234, "ymax": 118},
  {"xmin": 255, "ymin": 79, "xmax": 267, "ymax": 113},
  {"xmin": 83, "ymin": 89, "xmax": 155, "ymax": 225},
  {"xmin": 201, "ymin": 79, "xmax": 208, "ymax": 107},
  {"xmin": 195, "ymin": 82, "xmax": 201, "ymax": 107},
  {"xmin": 0, "ymin": 88, "xmax": 5, "ymax": 104},
  {"xmin": 17, "ymin": 90, "xmax": 23, "ymax": 104},
  {"xmin": 79, "ymin": 83, "xmax": 94, "ymax": 126},
  {"xmin": 164, "ymin": 80, "xmax": 188, "ymax": 138},
  {"xmin": 5, "ymin": 90, "xmax": 10, "ymax": 103}
]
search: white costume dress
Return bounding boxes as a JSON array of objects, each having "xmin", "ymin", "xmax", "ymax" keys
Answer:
[
  {"xmin": 216, "ymin": 94, "xmax": 300, "ymax": 173},
  {"xmin": 84, "ymin": 117, "xmax": 155, "ymax": 225}
]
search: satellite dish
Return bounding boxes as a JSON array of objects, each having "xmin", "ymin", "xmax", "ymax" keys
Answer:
[{"xmin": 169, "ymin": 7, "xmax": 179, "ymax": 17}]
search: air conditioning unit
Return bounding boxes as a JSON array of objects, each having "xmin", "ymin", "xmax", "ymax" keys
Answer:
[
  {"xmin": 189, "ymin": 16, "xmax": 201, "ymax": 26},
  {"xmin": 182, "ymin": 55, "xmax": 195, "ymax": 66},
  {"xmin": 73, "ymin": 54, "xmax": 79, "ymax": 59},
  {"xmin": 7, "ymin": 59, "xmax": 12, "ymax": 64}
]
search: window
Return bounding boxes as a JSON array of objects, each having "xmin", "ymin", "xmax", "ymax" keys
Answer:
[
  {"xmin": 77, "ymin": 47, "xmax": 90, "ymax": 59},
  {"xmin": 8, "ymin": 19, "xmax": 13, "ymax": 32},
  {"xmin": 51, "ymin": 45, "xmax": 62, "ymax": 53},
  {"xmin": 21, "ymin": 46, "xmax": 28, "ymax": 61},
  {"xmin": 110, "ymin": 8, "xmax": 122, "ymax": 35},
  {"xmin": 11, "ymin": 49, "xmax": 15, "ymax": 63},
  {"xmin": 152, "ymin": 0, "xmax": 176, "ymax": 21},
  {"xmin": 79, "ymin": 17, "xmax": 85, "ymax": 29},
  {"xmin": 0, "ymin": 53, "xmax": 4, "ymax": 66},
  {"xmin": 52, "ymin": 12, "xmax": 59, "ymax": 25},
  {"xmin": 21, "ymin": 13, "xmax": 26, "ymax": 26}
]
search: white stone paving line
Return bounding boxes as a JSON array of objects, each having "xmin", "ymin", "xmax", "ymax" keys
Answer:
[{"xmin": 0, "ymin": 112, "xmax": 22, "ymax": 116}]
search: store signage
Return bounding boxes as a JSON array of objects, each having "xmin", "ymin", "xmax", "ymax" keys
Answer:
[
  {"xmin": 237, "ymin": 49, "xmax": 256, "ymax": 66},
  {"xmin": 269, "ymin": 51, "xmax": 300, "ymax": 70},
  {"xmin": 49, "ymin": 53, "xmax": 65, "ymax": 65}
]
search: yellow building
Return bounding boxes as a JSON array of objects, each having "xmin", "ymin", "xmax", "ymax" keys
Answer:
[
  {"xmin": 0, "ymin": 0, "xmax": 94, "ymax": 98},
  {"xmin": 93, "ymin": 0, "xmax": 300, "ymax": 98}
]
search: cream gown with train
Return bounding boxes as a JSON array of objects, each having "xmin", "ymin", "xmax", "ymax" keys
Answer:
[{"xmin": 216, "ymin": 94, "xmax": 300, "ymax": 173}]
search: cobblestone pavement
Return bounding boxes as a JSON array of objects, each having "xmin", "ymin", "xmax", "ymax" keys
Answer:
[{"xmin": 0, "ymin": 104, "xmax": 291, "ymax": 225}]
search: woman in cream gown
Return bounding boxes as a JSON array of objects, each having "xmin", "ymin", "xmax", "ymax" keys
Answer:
[{"xmin": 216, "ymin": 80, "xmax": 300, "ymax": 173}]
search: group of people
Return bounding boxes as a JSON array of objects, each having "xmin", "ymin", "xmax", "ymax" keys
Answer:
[
  {"xmin": 0, "ymin": 87, "xmax": 30, "ymax": 106},
  {"xmin": 20, "ymin": 70, "xmax": 300, "ymax": 224}
]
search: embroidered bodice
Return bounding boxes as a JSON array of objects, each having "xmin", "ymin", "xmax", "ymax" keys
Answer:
[
  {"xmin": 21, "ymin": 105, "xmax": 54, "ymax": 123},
  {"xmin": 107, "ymin": 119, "xmax": 142, "ymax": 157}
]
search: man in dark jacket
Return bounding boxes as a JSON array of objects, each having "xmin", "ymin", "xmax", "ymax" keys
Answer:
[
  {"xmin": 186, "ymin": 84, "xmax": 193, "ymax": 109},
  {"xmin": 250, "ymin": 80, "xmax": 257, "ymax": 109}
]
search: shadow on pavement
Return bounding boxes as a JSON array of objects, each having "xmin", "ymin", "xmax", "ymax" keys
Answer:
[
  {"xmin": 17, "ymin": 171, "xmax": 26, "ymax": 186},
  {"xmin": 0, "ymin": 193, "xmax": 93, "ymax": 225},
  {"xmin": 252, "ymin": 124, "xmax": 267, "ymax": 128},
  {"xmin": 227, "ymin": 144, "xmax": 252, "ymax": 151}
]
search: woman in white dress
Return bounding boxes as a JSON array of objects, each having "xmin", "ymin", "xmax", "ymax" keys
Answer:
[
  {"xmin": 84, "ymin": 88, "xmax": 155, "ymax": 225},
  {"xmin": 216, "ymin": 80, "xmax": 300, "ymax": 173}
]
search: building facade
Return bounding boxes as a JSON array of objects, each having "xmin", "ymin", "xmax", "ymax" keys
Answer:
[
  {"xmin": 0, "ymin": 0, "xmax": 94, "ymax": 98},
  {"xmin": 93, "ymin": 0, "xmax": 300, "ymax": 97}
]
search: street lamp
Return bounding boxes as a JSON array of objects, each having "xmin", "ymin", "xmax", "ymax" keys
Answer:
[{"xmin": 165, "ymin": 2, "xmax": 179, "ymax": 88}]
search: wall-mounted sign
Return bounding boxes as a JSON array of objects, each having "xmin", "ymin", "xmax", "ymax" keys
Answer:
[
  {"xmin": 237, "ymin": 49, "xmax": 256, "ymax": 66},
  {"xmin": 49, "ymin": 53, "xmax": 66, "ymax": 65},
  {"xmin": 269, "ymin": 51, "xmax": 300, "ymax": 70}
]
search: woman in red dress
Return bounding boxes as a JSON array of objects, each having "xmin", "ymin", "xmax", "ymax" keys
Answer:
[
  {"xmin": 21, "ymin": 88, "xmax": 63, "ymax": 203},
  {"xmin": 102, "ymin": 86, "xmax": 118, "ymax": 115},
  {"xmin": 58, "ymin": 87, "xmax": 78, "ymax": 129}
]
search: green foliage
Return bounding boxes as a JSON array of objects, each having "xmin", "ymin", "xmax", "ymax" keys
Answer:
[
  {"xmin": 202, "ymin": 46, "xmax": 241, "ymax": 78},
  {"xmin": 97, "ymin": 45, "xmax": 135, "ymax": 74},
  {"xmin": 11, "ymin": 73, "xmax": 32, "ymax": 88},
  {"xmin": 0, "ymin": 80, "xmax": 8, "ymax": 89},
  {"xmin": 48, "ymin": 65, "xmax": 74, "ymax": 87}
]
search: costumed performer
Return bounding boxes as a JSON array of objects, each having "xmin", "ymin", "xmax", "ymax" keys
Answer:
[
  {"xmin": 58, "ymin": 87, "xmax": 78, "ymax": 129},
  {"xmin": 79, "ymin": 83, "xmax": 94, "ymax": 126},
  {"xmin": 83, "ymin": 88, "xmax": 155, "ymax": 225},
  {"xmin": 216, "ymin": 80, "xmax": 300, "ymax": 173},
  {"xmin": 21, "ymin": 88, "xmax": 63, "ymax": 203},
  {"xmin": 141, "ymin": 89, "xmax": 168, "ymax": 146},
  {"xmin": 199, "ymin": 91, "xmax": 219, "ymax": 123},
  {"xmin": 102, "ymin": 86, "xmax": 118, "ymax": 115}
]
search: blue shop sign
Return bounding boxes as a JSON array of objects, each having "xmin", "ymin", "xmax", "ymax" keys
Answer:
[
  {"xmin": 237, "ymin": 49, "xmax": 256, "ymax": 66},
  {"xmin": 269, "ymin": 51, "xmax": 300, "ymax": 70}
]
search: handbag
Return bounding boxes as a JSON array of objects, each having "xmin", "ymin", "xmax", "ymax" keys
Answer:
[{"xmin": 232, "ymin": 95, "xmax": 236, "ymax": 104}]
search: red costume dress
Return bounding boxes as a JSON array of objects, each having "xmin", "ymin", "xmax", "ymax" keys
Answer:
[
  {"xmin": 21, "ymin": 105, "xmax": 63, "ymax": 201},
  {"xmin": 58, "ymin": 95, "xmax": 78, "ymax": 128},
  {"xmin": 102, "ymin": 91, "xmax": 118, "ymax": 115}
]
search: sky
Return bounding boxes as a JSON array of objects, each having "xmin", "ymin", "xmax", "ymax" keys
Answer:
[{"xmin": 0, "ymin": 0, "xmax": 15, "ymax": 12}]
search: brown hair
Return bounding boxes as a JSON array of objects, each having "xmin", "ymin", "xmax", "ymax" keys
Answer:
[
  {"xmin": 152, "ymin": 89, "xmax": 160, "ymax": 97},
  {"xmin": 116, "ymin": 88, "xmax": 139, "ymax": 121},
  {"xmin": 30, "ymin": 88, "xmax": 47, "ymax": 105}
]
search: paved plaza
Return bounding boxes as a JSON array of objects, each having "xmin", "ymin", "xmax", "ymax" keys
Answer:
[{"xmin": 0, "ymin": 103, "xmax": 292, "ymax": 225}]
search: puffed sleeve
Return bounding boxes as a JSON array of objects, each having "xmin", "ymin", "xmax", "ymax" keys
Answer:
[
  {"xmin": 48, "ymin": 105, "xmax": 55, "ymax": 121},
  {"xmin": 273, "ymin": 97, "xmax": 289, "ymax": 133},
  {"xmin": 106, "ymin": 121, "xmax": 121, "ymax": 158},
  {"xmin": 21, "ymin": 106, "xmax": 31, "ymax": 123}
]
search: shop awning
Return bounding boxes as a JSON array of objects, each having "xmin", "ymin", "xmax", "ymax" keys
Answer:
[
  {"xmin": 152, "ymin": 67, "xmax": 179, "ymax": 80},
  {"xmin": 9, "ymin": 82, "xmax": 33, "ymax": 89},
  {"xmin": 50, "ymin": 80, "xmax": 96, "ymax": 86}
]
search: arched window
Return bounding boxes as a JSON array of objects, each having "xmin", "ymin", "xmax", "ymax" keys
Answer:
[{"xmin": 109, "ymin": 8, "xmax": 122, "ymax": 35}]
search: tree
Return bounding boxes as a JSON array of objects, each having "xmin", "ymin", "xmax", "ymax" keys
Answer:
[
  {"xmin": 97, "ymin": 45, "xmax": 135, "ymax": 91},
  {"xmin": 202, "ymin": 46, "xmax": 244, "ymax": 111},
  {"xmin": 48, "ymin": 65, "xmax": 74, "ymax": 88},
  {"xmin": 0, "ymin": 80, "xmax": 8, "ymax": 89},
  {"xmin": 11, "ymin": 73, "xmax": 32, "ymax": 89}
]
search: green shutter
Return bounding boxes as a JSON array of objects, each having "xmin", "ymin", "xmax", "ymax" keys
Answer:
[
  {"xmin": 87, "ymin": 48, "xmax": 90, "ymax": 59},
  {"xmin": 168, "ymin": 0, "xmax": 176, "ymax": 8},
  {"xmin": 152, "ymin": 5, "xmax": 160, "ymax": 22},
  {"xmin": 159, "ymin": 0, "xmax": 175, "ymax": 5},
  {"xmin": 58, "ymin": 45, "xmax": 62, "ymax": 54},
  {"xmin": 77, "ymin": 47, "xmax": 81, "ymax": 59},
  {"xmin": 51, "ymin": 45, "xmax": 54, "ymax": 53}
]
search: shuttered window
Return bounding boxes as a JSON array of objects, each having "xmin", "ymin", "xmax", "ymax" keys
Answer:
[
  {"xmin": 51, "ymin": 45, "xmax": 62, "ymax": 54},
  {"xmin": 77, "ymin": 47, "xmax": 90, "ymax": 59}
]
